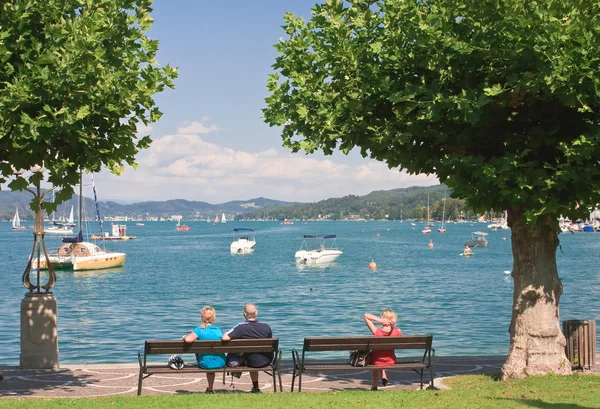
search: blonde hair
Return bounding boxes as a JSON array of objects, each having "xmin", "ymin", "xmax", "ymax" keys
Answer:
[
  {"xmin": 201, "ymin": 306, "xmax": 216, "ymax": 328},
  {"xmin": 381, "ymin": 309, "xmax": 397, "ymax": 325}
]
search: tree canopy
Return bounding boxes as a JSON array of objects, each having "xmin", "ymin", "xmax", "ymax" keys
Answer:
[
  {"xmin": 0, "ymin": 0, "xmax": 176, "ymax": 210},
  {"xmin": 264, "ymin": 0, "xmax": 600, "ymax": 224},
  {"xmin": 264, "ymin": 0, "xmax": 600, "ymax": 379}
]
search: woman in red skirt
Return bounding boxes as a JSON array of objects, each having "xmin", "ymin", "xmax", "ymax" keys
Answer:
[{"xmin": 364, "ymin": 309, "xmax": 402, "ymax": 390}]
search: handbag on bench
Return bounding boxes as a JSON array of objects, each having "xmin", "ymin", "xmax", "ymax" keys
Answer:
[{"xmin": 349, "ymin": 350, "xmax": 371, "ymax": 367}]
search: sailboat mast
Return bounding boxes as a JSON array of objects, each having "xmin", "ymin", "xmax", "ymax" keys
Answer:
[
  {"xmin": 91, "ymin": 174, "xmax": 104, "ymax": 236},
  {"xmin": 79, "ymin": 171, "xmax": 83, "ymax": 234}
]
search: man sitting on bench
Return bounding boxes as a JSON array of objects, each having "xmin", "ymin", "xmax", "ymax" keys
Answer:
[{"xmin": 222, "ymin": 303, "xmax": 273, "ymax": 393}]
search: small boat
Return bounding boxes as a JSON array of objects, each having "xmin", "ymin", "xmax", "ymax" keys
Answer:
[
  {"xmin": 214, "ymin": 214, "xmax": 219, "ymax": 223},
  {"xmin": 422, "ymin": 195, "xmax": 432, "ymax": 234},
  {"xmin": 66, "ymin": 206, "xmax": 76, "ymax": 227},
  {"xmin": 230, "ymin": 228, "xmax": 256, "ymax": 254},
  {"xmin": 221, "ymin": 213, "xmax": 227, "ymax": 223},
  {"xmin": 38, "ymin": 174, "xmax": 126, "ymax": 271},
  {"xmin": 438, "ymin": 191, "xmax": 447, "ymax": 233},
  {"xmin": 465, "ymin": 231, "xmax": 489, "ymax": 248},
  {"xmin": 12, "ymin": 207, "xmax": 26, "ymax": 230},
  {"xmin": 136, "ymin": 223, "xmax": 145, "ymax": 226},
  {"xmin": 45, "ymin": 223, "xmax": 74, "ymax": 235},
  {"xmin": 175, "ymin": 219, "xmax": 191, "ymax": 231},
  {"xmin": 281, "ymin": 219, "xmax": 294, "ymax": 225},
  {"xmin": 91, "ymin": 224, "xmax": 136, "ymax": 240},
  {"xmin": 295, "ymin": 234, "xmax": 343, "ymax": 265}
]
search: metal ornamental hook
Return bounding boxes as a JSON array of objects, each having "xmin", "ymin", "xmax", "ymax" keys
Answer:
[{"xmin": 21, "ymin": 179, "xmax": 56, "ymax": 293}]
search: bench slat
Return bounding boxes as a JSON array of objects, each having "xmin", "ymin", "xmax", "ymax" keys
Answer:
[
  {"xmin": 145, "ymin": 338, "xmax": 278, "ymax": 355},
  {"xmin": 303, "ymin": 362, "xmax": 426, "ymax": 371},
  {"xmin": 303, "ymin": 336, "xmax": 431, "ymax": 352},
  {"xmin": 146, "ymin": 364, "xmax": 273, "ymax": 374}
]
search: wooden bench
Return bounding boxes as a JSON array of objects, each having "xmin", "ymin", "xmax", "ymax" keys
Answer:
[
  {"xmin": 291, "ymin": 335, "xmax": 434, "ymax": 391},
  {"xmin": 138, "ymin": 338, "xmax": 282, "ymax": 395}
]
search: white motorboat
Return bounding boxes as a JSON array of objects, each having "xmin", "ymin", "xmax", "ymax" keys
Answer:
[
  {"xmin": 230, "ymin": 228, "xmax": 256, "ymax": 254},
  {"xmin": 465, "ymin": 231, "xmax": 489, "ymax": 248},
  {"xmin": 295, "ymin": 234, "xmax": 343, "ymax": 265},
  {"xmin": 45, "ymin": 223, "xmax": 74, "ymax": 235}
]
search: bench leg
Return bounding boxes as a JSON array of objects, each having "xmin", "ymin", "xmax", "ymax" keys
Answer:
[
  {"xmin": 419, "ymin": 369, "xmax": 424, "ymax": 390},
  {"xmin": 291, "ymin": 367, "xmax": 296, "ymax": 392},
  {"xmin": 137, "ymin": 370, "xmax": 144, "ymax": 396},
  {"xmin": 298, "ymin": 372, "xmax": 302, "ymax": 392},
  {"xmin": 278, "ymin": 369, "xmax": 283, "ymax": 392},
  {"xmin": 430, "ymin": 367, "xmax": 434, "ymax": 388},
  {"xmin": 272, "ymin": 370, "xmax": 277, "ymax": 392}
]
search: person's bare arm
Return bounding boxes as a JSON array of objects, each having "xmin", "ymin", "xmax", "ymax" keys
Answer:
[
  {"xmin": 222, "ymin": 333, "xmax": 231, "ymax": 341},
  {"xmin": 183, "ymin": 331, "xmax": 198, "ymax": 343},
  {"xmin": 364, "ymin": 313, "xmax": 380, "ymax": 335}
]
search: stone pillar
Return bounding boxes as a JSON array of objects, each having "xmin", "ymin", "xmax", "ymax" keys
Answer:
[{"xmin": 20, "ymin": 292, "xmax": 59, "ymax": 369}]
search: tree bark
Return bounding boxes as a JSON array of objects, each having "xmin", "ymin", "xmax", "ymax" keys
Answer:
[{"xmin": 501, "ymin": 208, "xmax": 572, "ymax": 379}]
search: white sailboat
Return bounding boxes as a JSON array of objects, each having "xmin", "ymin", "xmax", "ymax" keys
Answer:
[
  {"xmin": 438, "ymin": 191, "xmax": 447, "ymax": 233},
  {"xmin": 38, "ymin": 174, "xmax": 126, "ymax": 271},
  {"xmin": 221, "ymin": 213, "xmax": 226, "ymax": 223},
  {"xmin": 67, "ymin": 206, "xmax": 76, "ymax": 227},
  {"xmin": 422, "ymin": 195, "xmax": 432, "ymax": 234},
  {"xmin": 12, "ymin": 207, "xmax": 26, "ymax": 230}
]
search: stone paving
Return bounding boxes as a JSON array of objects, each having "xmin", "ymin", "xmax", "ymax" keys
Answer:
[{"xmin": 0, "ymin": 356, "xmax": 510, "ymax": 398}]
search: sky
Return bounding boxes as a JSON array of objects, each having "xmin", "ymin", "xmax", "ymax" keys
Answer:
[{"xmin": 96, "ymin": 0, "xmax": 438, "ymax": 204}]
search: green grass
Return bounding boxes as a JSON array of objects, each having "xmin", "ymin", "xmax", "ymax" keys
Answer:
[{"xmin": 2, "ymin": 374, "xmax": 599, "ymax": 409}]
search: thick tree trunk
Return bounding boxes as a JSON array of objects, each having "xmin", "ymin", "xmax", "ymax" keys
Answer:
[{"xmin": 501, "ymin": 208, "xmax": 572, "ymax": 379}]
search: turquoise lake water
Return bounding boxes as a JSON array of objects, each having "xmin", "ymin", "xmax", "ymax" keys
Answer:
[{"xmin": 1, "ymin": 220, "xmax": 598, "ymax": 364}]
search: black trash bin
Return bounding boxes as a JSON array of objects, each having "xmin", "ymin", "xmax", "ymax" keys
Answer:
[{"xmin": 563, "ymin": 320, "xmax": 597, "ymax": 370}]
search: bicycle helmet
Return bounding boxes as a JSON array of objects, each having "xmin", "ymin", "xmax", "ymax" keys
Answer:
[{"xmin": 168, "ymin": 354, "xmax": 185, "ymax": 370}]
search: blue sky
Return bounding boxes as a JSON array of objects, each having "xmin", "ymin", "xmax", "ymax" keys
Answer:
[{"xmin": 97, "ymin": 0, "xmax": 438, "ymax": 204}]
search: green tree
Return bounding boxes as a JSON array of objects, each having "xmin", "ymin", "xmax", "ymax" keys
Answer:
[
  {"xmin": 263, "ymin": 0, "xmax": 600, "ymax": 378},
  {"xmin": 0, "ymin": 0, "xmax": 177, "ymax": 210}
]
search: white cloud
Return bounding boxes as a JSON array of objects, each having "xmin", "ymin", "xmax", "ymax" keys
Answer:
[
  {"xmin": 96, "ymin": 121, "xmax": 439, "ymax": 203},
  {"xmin": 177, "ymin": 121, "xmax": 218, "ymax": 135},
  {"xmin": 136, "ymin": 123, "xmax": 152, "ymax": 137}
]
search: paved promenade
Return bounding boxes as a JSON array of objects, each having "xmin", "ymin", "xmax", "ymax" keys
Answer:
[{"xmin": 0, "ymin": 356, "xmax": 510, "ymax": 398}]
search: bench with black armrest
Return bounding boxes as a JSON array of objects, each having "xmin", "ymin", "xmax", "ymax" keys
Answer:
[
  {"xmin": 291, "ymin": 335, "xmax": 434, "ymax": 391},
  {"xmin": 138, "ymin": 338, "xmax": 282, "ymax": 395}
]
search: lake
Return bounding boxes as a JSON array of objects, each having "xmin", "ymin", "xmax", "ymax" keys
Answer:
[{"xmin": 0, "ymin": 220, "xmax": 598, "ymax": 364}]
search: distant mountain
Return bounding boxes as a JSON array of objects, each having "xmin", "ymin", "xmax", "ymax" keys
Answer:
[
  {"xmin": 0, "ymin": 191, "xmax": 300, "ymax": 221},
  {"xmin": 240, "ymin": 185, "xmax": 471, "ymax": 221}
]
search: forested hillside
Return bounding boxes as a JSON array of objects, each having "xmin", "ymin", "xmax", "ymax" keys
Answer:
[{"xmin": 239, "ymin": 185, "xmax": 473, "ymax": 221}]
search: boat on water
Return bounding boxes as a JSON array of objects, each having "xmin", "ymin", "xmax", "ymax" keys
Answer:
[
  {"xmin": 66, "ymin": 206, "xmax": 76, "ymax": 228},
  {"xmin": 295, "ymin": 234, "xmax": 343, "ymax": 265},
  {"xmin": 136, "ymin": 223, "xmax": 145, "ymax": 226},
  {"xmin": 91, "ymin": 224, "xmax": 136, "ymax": 240},
  {"xmin": 230, "ymin": 228, "xmax": 256, "ymax": 254},
  {"xmin": 174, "ymin": 218, "xmax": 191, "ymax": 231},
  {"xmin": 465, "ymin": 231, "xmax": 489, "ymax": 248},
  {"xmin": 221, "ymin": 213, "xmax": 226, "ymax": 223},
  {"xmin": 281, "ymin": 219, "xmax": 294, "ymax": 225},
  {"xmin": 12, "ymin": 207, "xmax": 26, "ymax": 230},
  {"xmin": 422, "ymin": 195, "xmax": 432, "ymax": 234},
  {"xmin": 214, "ymin": 214, "xmax": 219, "ymax": 223},
  {"xmin": 438, "ymin": 192, "xmax": 447, "ymax": 233},
  {"xmin": 37, "ymin": 174, "xmax": 126, "ymax": 271},
  {"xmin": 45, "ymin": 222, "xmax": 74, "ymax": 235}
]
